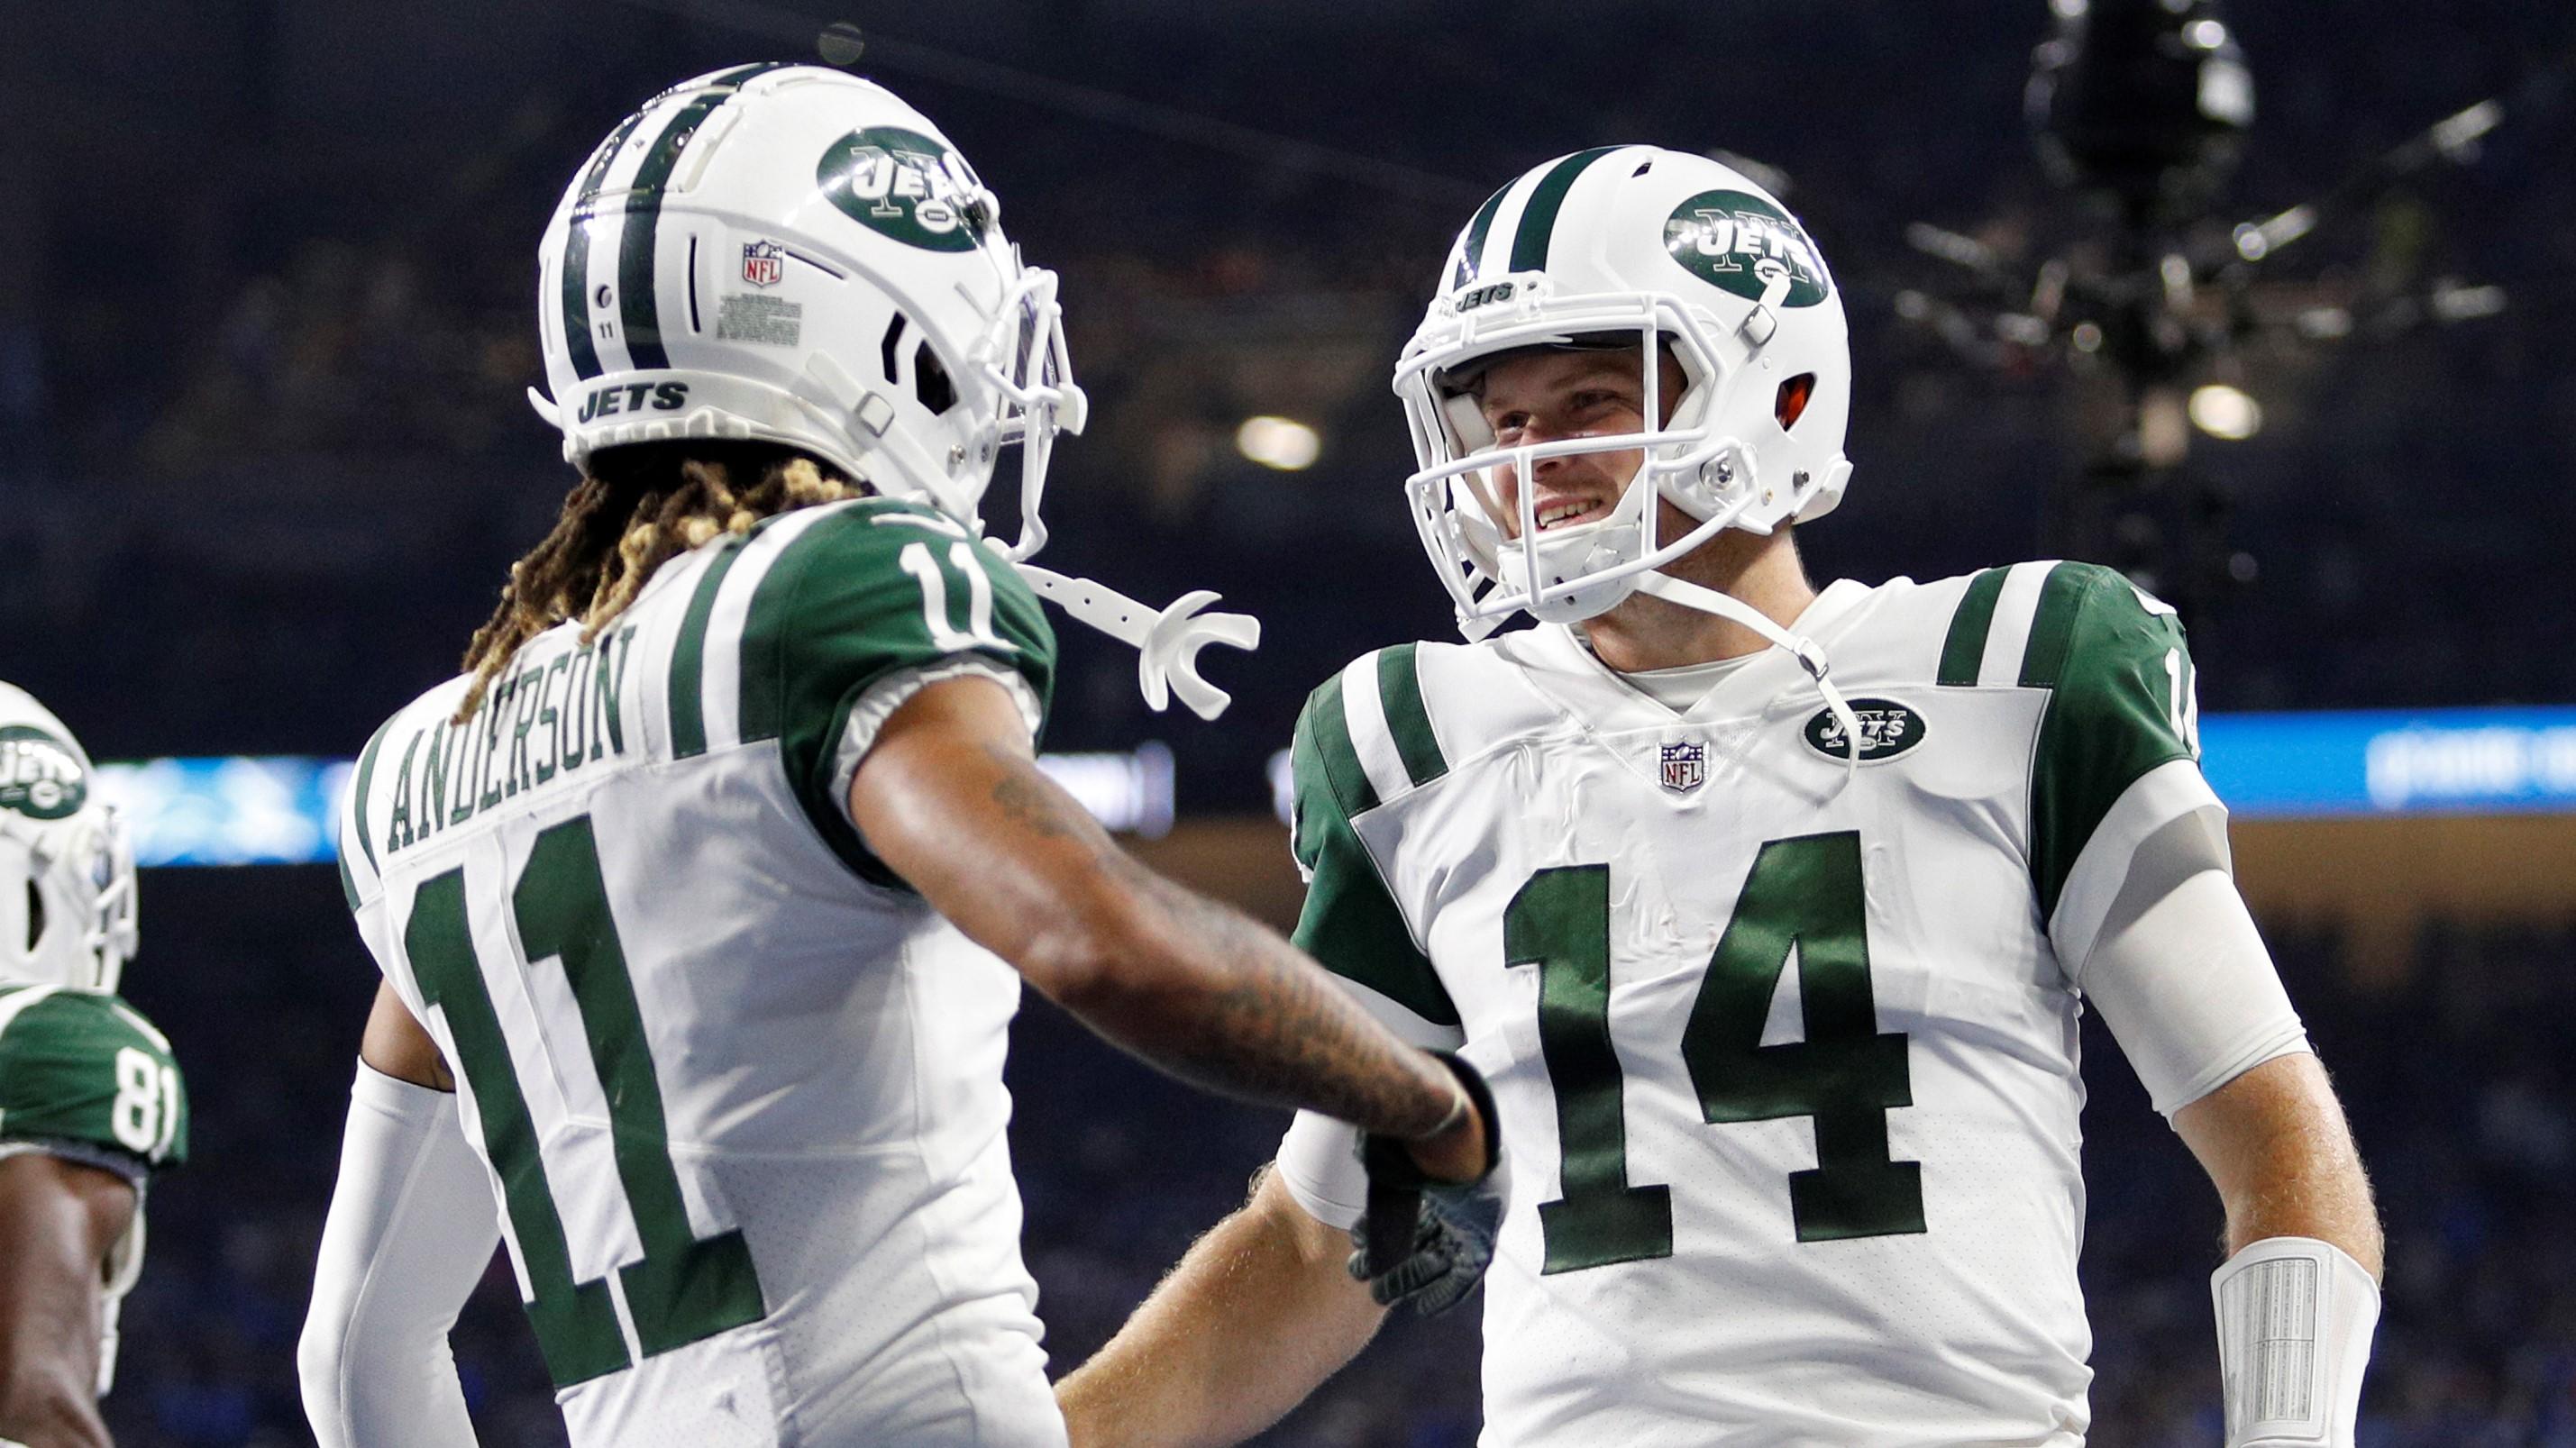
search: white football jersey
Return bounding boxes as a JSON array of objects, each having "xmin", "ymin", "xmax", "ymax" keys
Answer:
[
  {"xmin": 1277, "ymin": 562, "xmax": 2227, "ymax": 1447},
  {"xmin": 339, "ymin": 498, "xmax": 1069, "ymax": 1448}
]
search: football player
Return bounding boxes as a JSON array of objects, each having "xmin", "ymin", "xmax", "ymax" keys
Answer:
[
  {"xmin": 0, "ymin": 683, "xmax": 185, "ymax": 1448},
  {"xmin": 1057, "ymin": 148, "xmax": 2382, "ymax": 1446},
  {"xmin": 296, "ymin": 67, "xmax": 1497, "ymax": 1448}
]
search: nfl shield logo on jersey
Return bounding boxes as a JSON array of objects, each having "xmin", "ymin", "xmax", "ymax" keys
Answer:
[
  {"xmin": 740, "ymin": 239, "xmax": 784, "ymax": 287},
  {"xmin": 1658, "ymin": 740, "xmax": 1707, "ymax": 795}
]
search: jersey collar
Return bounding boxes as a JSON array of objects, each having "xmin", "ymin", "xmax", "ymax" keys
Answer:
[{"xmin": 1509, "ymin": 576, "xmax": 1878, "ymax": 733}]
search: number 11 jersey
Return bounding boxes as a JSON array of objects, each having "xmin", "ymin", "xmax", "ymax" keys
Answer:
[
  {"xmin": 339, "ymin": 497, "xmax": 1067, "ymax": 1448},
  {"xmin": 1276, "ymin": 562, "xmax": 2218, "ymax": 1447}
]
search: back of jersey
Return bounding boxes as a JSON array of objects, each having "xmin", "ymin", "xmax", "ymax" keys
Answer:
[{"xmin": 339, "ymin": 497, "xmax": 1065, "ymax": 1448}]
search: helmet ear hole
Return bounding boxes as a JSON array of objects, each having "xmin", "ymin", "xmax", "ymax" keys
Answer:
[
  {"xmin": 1776, "ymin": 373, "xmax": 1816, "ymax": 430},
  {"xmin": 915, "ymin": 343, "xmax": 957, "ymax": 414}
]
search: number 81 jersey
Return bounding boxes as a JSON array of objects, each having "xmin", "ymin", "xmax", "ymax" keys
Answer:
[
  {"xmin": 1276, "ymin": 562, "xmax": 2214, "ymax": 1447},
  {"xmin": 340, "ymin": 498, "xmax": 1067, "ymax": 1448}
]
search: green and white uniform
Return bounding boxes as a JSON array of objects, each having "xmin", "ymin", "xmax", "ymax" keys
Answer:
[
  {"xmin": 1275, "ymin": 561, "xmax": 2303, "ymax": 1446},
  {"xmin": 339, "ymin": 498, "xmax": 1065, "ymax": 1448},
  {"xmin": 0, "ymin": 982, "xmax": 188, "ymax": 1394}
]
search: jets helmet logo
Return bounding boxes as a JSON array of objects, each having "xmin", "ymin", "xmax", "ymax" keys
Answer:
[
  {"xmin": 1664, "ymin": 189, "xmax": 1832, "ymax": 309},
  {"xmin": 0, "ymin": 725, "xmax": 87, "ymax": 820},
  {"xmin": 818, "ymin": 127, "xmax": 990, "ymax": 254}
]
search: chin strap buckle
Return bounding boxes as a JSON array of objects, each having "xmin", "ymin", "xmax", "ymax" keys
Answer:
[{"xmin": 1015, "ymin": 563, "xmax": 1262, "ymax": 720}]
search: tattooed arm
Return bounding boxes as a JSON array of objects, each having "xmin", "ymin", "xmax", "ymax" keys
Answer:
[{"xmin": 848, "ymin": 674, "xmax": 1485, "ymax": 1173}]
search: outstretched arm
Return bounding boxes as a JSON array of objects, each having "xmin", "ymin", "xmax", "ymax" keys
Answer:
[
  {"xmin": 849, "ymin": 675, "xmax": 1484, "ymax": 1176},
  {"xmin": 0, "ymin": 1152, "xmax": 131, "ymax": 1448},
  {"xmin": 299, "ymin": 983, "xmax": 498, "ymax": 1448},
  {"xmin": 1055, "ymin": 1167, "xmax": 1384, "ymax": 1448}
]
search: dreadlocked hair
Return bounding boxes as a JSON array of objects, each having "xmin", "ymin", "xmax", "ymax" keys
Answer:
[{"xmin": 455, "ymin": 442, "xmax": 862, "ymax": 722}]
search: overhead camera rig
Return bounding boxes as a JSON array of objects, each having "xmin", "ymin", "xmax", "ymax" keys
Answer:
[{"xmin": 1895, "ymin": 0, "xmax": 2552, "ymax": 621}]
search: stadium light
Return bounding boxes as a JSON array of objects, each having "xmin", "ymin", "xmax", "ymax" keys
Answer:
[
  {"xmin": 2188, "ymin": 383, "xmax": 2262, "ymax": 441},
  {"xmin": 1235, "ymin": 415, "xmax": 1321, "ymax": 471}
]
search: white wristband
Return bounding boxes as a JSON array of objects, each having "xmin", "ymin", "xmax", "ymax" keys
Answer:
[{"xmin": 2212, "ymin": 1236, "xmax": 2380, "ymax": 1446}]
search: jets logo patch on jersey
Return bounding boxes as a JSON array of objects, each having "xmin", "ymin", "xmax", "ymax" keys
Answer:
[
  {"xmin": 1801, "ymin": 697, "xmax": 1927, "ymax": 763},
  {"xmin": 0, "ymin": 725, "xmax": 87, "ymax": 820}
]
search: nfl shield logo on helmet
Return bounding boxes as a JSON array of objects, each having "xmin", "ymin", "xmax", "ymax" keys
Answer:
[
  {"xmin": 740, "ymin": 239, "xmax": 784, "ymax": 287},
  {"xmin": 1658, "ymin": 740, "xmax": 1707, "ymax": 796}
]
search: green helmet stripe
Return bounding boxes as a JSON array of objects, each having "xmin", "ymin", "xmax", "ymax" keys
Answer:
[
  {"xmin": 1509, "ymin": 146, "xmax": 1619, "ymax": 274},
  {"xmin": 614, "ymin": 63, "xmax": 793, "ymax": 373},
  {"xmin": 1455, "ymin": 181, "xmax": 1512, "ymax": 287},
  {"xmin": 561, "ymin": 110, "xmax": 648, "ymax": 381}
]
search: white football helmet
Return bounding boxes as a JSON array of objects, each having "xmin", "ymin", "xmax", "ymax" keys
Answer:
[
  {"xmin": 0, "ymin": 684, "xmax": 137, "ymax": 993},
  {"xmin": 530, "ymin": 64, "xmax": 1085, "ymax": 559},
  {"xmin": 1393, "ymin": 146, "xmax": 1853, "ymax": 639}
]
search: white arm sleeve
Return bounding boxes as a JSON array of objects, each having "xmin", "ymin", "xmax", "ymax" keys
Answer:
[
  {"xmin": 2074, "ymin": 805, "xmax": 2311, "ymax": 1116},
  {"xmin": 1274, "ymin": 976, "xmax": 1466, "ymax": 1232},
  {"xmin": 298, "ymin": 1062, "xmax": 503, "ymax": 1448}
]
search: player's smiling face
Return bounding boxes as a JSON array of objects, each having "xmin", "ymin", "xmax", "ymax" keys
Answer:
[{"xmin": 1472, "ymin": 345, "xmax": 1692, "ymax": 542}]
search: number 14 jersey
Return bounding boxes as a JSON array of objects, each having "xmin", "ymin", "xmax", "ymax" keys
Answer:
[{"xmin": 1276, "ymin": 562, "xmax": 2220, "ymax": 1447}]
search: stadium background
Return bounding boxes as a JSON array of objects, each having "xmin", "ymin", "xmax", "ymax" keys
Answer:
[{"xmin": 8, "ymin": 1, "xmax": 2575, "ymax": 1443}]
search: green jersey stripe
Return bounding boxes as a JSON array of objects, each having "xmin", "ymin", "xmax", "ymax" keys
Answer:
[
  {"xmin": 337, "ymin": 826, "xmax": 362, "ymax": 911},
  {"xmin": 732, "ymin": 505, "xmax": 875, "ymax": 748},
  {"xmin": 1302, "ymin": 674, "xmax": 1381, "ymax": 819},
  {"xmin": 1457, "ymin": 181, "xmax": 1512, "ymax": 283},
  {"xmin": 669, "ymin": 537, "xmax": 752, "ymax": 760},
  {"xmin": 1375, "ymin": 644, "xmax": 1448, "ymax": 788},
  {"xmin": 560, "ymin": 110, "xmax": 647, "ymax": 381},
  {"xmin": 1936, "ymin": 569, "xmax": 2008, "ymax": 686},
  {"xmin": 614, "ymin": 63, "xmax": 788, "ymax": 371},
  {"xmin": 1510, "ymin": 147, "xmax": 1620, "ymax": 273},
  {"xmin": 0, "ymin": 984, "xmax": 60, "ymax": 1058},
  {"xmin": 1286, "ymin": 710, "xmax": 1459, "ymax": 1029},
  {"xmin": 2023, "ymin": 562, "xmax": 2198, "ymax": 921},
  {"xmin": 2016, "ymin": 562, "xmax": 2092, "ymax": 688},
  {"xmin": 348, "ymin": 717, "xmax": 398, "ymax": 875}
]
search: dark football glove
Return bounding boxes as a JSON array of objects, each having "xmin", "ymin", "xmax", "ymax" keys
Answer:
[{"xmin": 1347, "ymin": 1052, "xmax": 1506, "ymax": 1316}]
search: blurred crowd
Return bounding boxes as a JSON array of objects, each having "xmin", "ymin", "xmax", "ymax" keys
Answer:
[
  {"xmin": 98, "ymin": 870, "xmax": 2576, "ymax": 1446},
  {"xmin": 5, "ymin": 2, "xmax": 2571, "ymax": 793}
]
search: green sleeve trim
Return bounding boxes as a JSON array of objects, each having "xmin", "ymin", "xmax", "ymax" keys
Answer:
[
  {"xmin": 736, "ymin": 503, "xmax": 1055, "ymax": 888},
  {"xmin": 2026, "ymin": 564, "xmax": 2197, "ymax": 922},
  {"xmin": 1935, "ymin": 568, "xmax": 2007, "ymax": 686},
  {"xmin": 1301, "ymin": 674, "xmax": 1379, "ymax": 818},
  {"xmin": 1288, "ymin": 691, "xmax": 1458, "ymax": 1028},
  {"xmin": 668, "ymin": 536, "xmax": 752, "ymax": 760},
  {"xmin": 1375, "ymin": 644, "xmax": 1449, "ymax": 788},
  {"xmin": 2016, "ymin": 561, "xmax": 2094, "ymax": 688},
  {"xmin": 0, "ymin": 990, "xmax": 188, "ymax": 1170}
]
